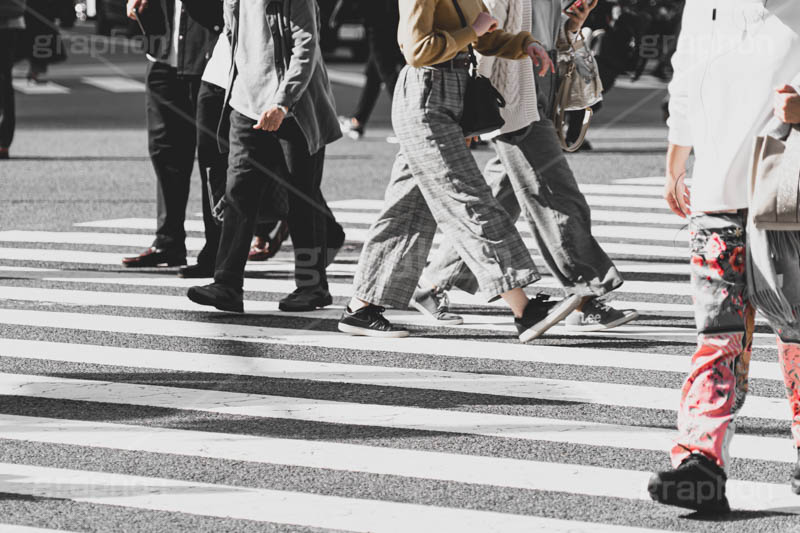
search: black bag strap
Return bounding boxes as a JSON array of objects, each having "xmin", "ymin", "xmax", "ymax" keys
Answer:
[{"xmin": 450, "ymin": 0, "xmax": 478, "ymax": 72}]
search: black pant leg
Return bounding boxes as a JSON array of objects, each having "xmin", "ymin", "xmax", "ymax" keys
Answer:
[
  {"xmin": 278, "ymin": 119, "xmax": 328, "ymax": 290},
  {"xmin": 318, "ymin": 190, "xmax": 345, "ymax": 249},
  {"xmin": 352, "ymin": 57, "xmax": 382, "ymax": 126},
  {"xmin": 146, "ymin": 62, "xmax": 199, "ymax": 254},
  {"xmin": 195, "ymin": 81, "xmax": 228, "ymax": 267},
  {"xmin": 215, "ymin": 110, "xmax": 287, "ymax": 288},
  {"xmin": 0, "ymin": 29, "xmax": 18, "ymax": 149}
]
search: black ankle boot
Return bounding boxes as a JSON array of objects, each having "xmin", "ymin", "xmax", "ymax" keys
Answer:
[{"xmin": 648, "ymin": 453, "xmax": 730, "ymax": 513}]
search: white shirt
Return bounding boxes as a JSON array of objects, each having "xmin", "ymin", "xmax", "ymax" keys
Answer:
[
  {"xmin": 164, "ymin": 0, "xmax": 183, "ymax": 68},
  {"xmin": 202, "ymin": 33, "xmax": 231, "ymax": 88},
  {"xmin": 669, "ymin": 0, "xmax": 800, "ymax": 212}
]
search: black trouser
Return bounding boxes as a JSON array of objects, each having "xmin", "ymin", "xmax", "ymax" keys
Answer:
[
  {"xmin": 216, "ymin": 110, "xmax": 329, "ymax": 290},
  {"xmin": 146, "ymin": 61, "xmax": 202, "ymax": 254},
  {"xmin": 351, "ymin": 16, "xmax": 402, "ymax": 125},
  {"xmin": 195, "ymin": 81, "xmax": 228, "ymax": 267},
  {"xmin": 0, "ymin": 29, "xmax": 19, "ymax": 149}
]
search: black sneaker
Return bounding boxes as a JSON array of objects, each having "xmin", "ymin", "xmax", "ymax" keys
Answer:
[
  {"xmin": 792, "ymin": 449, "xmax": 800, "ymax": 495},
  {"xmin": 410, "ymin": 286, "xmax": 463, "ymax": 325},
  {"xmin": 564, "ymin": 298, "xmax": 639, "ymax": 331},
  {"xmin": 338, "ymin": 304, "xmax": 409, "ymax": 338},
  {"xmin": 187, "ymin": 283, "xmax": 244, "ymax": 313},
  {"xmin": 515, "ymin": 293, "xmax": 583, "ymax": 343},
  {"xmin": 648, "ymin": 453, "xmax": 731, "ymax": 513},
  {"xmin": 279, "ymin": 287, "xmax": 333, "ymax": 312}
]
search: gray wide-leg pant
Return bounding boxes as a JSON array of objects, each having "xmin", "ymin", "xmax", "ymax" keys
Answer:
[
  {"xmin": 425, "ymin": 116, "xmax": 623, "ymax": 298},
  {"xmin": 351, "ymin": 64, "xmax": 540, "ymax": 309}
]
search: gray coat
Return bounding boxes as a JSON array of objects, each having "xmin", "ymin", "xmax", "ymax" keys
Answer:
[{"xmin": 225, "ymin": 0, "xmax": 341, "ymax": 155}]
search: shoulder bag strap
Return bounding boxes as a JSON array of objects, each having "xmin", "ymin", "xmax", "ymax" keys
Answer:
[{"xmin": 450, "ymin": 0, "xmax": 478, "ymax": 73}]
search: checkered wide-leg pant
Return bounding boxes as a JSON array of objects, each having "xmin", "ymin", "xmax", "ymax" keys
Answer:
[{"xmin": 352, "ymin": 64, "xmax": 540, "ymax": 308}]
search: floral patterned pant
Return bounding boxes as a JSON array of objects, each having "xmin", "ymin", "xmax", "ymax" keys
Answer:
[{"xmin": 672, "ymin": 212, "xmax": 800, "ymax": 471}]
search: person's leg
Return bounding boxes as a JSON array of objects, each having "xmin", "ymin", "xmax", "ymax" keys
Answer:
[
  {"xmin": 147, "ymin": 63, "xmax": 197, "ymax": 256},
  {"xmin": 351, "ymin": 57, "xmax": 382, "ymax": 128},
  {"xmin": 277, "ymin": 118, "xmax": 329, "ymax": 301},
  {"xmin": 213, "ymin": 110, "xmax": 288, "ymax": 289},
  {"xmin": 191, "ymin": 81, "xmax": 227, "ymax": 273},
  {"xmin": 350, "ymin": 148, "xmax": 438, "ymax": 309},
  {"xmin": 355, "ymin": 67, "xmax": 539, "ymax": 308},
  {"xmin": 0, "ymin": 29, "xmax": 18, "ymax": 153},
  {"xmin": 423, "ymin": 155, "xmax": 522, "ymax": 296},
  {"xmin": 494, "ymin": 119, "xmax": 623, "ymax": 298},
  {"xmin": 650, "ymin": 212, "xmax": 752, "ymax": 512},
  {"xmin": 671, "ymin": 213, "xmax": 753, "ymax": 469},
  {"xmin": 776, "ymin": 332, "xmax": 800, "ymax": 494}
]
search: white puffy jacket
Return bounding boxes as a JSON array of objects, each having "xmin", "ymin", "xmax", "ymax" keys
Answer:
[{"xmin": 668, "ymin": 0, "xmax": 800, "ymax": 212}]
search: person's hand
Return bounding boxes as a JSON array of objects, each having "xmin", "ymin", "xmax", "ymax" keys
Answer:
[
  {"xmin": 465, "ymin": 136, "xmax": 479, "ymax": 147},
  {"xmin": 527, "ymin": 43, "xmax": 555, "ymax": 77},
  {"xmin": 253, "ymin": 106, "xmax": 286, "ymax": 132},
  {"xmin": 472, "ymin": 12, "xmax": 499, "ymax": 37},
  {"xmin": 126, "ymin": 0, "xmax": 148, "ymax": 19},
  {"xmin": 664, "ymin": 144, "xmax": 692, "ymax": 218},
  {"xmin": 774, "ymin": 84, "xmax": 800, "ymax": 124},
  {"xmin": 565, "ymin": 0, "xmax": 599, "ymax": 33}
]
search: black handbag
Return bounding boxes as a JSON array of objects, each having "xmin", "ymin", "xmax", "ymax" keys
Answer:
[{"xmin": 451, "ymin": 0, "xmax": 506, "ymax": 137}]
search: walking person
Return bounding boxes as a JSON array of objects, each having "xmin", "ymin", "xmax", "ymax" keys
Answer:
[
  {"xmin": 184, "ymin": 22, "xmax": 345, "ymax": 279},
  {"xmin": 338, "ymin": 0, "xmax": 404, "ymax": 140},
  {"xmin": 187, "ymin": 0, "xmax": 342, "ymax": 313},
  {"xmin": 122, "ymin": 0, "xmax": 220, "ymax": 269},
  {"xmin": 338, "ymin": 0, "xmax": 581, "ymax": 341},
  {"xmin": 648, "ymin": 1, "xmax": 800, "ymax": 513},
  {"xmin": 411, "ymin": 0, "xmax": 638, "ymax": 331},
  {"xmin": 20, "ymin": 0, "xmax": 65, "ymax": 83},
  {"xmin": 0, "ymin": 0, "xmax": 25, "ymax": 160}
]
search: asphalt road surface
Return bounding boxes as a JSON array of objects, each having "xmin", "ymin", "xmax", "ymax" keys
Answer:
[{"xmin": 1, "ymin": 26, "xmax": 799, "ymax": 533}]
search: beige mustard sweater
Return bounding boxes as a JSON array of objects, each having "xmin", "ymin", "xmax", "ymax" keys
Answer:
[{"xmin": 398, "ymin": 0, "xmax": 534, "ymax": 68}]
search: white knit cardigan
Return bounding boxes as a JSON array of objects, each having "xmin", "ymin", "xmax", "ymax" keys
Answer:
[
  {"xmin": 476, "ymin": 0, "xmax": 571, "ymax": 136},
  {"xmin": 476, "ymin": 0, "xmax": 538, "ymax": 136}
]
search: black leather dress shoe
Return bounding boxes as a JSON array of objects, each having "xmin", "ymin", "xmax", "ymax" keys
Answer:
[
  {"xmin": 278, "ymin": 287, "xmax": 333, "ymax": 312},
  {"xmin": 122, "ymin": 247, "xmax": 186, "ymax": 268},
  {"xmin": 178, "ymin": 263, "xmax": 215, "ymax": 279},
  {"xmin": 187, "ymin": 283, "xmax": 244, "ymax": 313}
]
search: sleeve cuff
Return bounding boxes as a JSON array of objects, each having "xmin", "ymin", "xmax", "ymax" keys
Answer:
[{"xmin": 667, "ymin": 123, "xmax": 693, "ymax": 147}]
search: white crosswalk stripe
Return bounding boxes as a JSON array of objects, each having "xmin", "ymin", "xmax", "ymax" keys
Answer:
[{"xmin": 0, "ymin": 192, "xmax": 797, "ymax": 532}]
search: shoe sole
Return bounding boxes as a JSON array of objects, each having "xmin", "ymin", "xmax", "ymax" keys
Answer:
[
  {"xmin": 410, "ymin": 299, "xmax": 464, "ymax": 326},
  {"xmin": 177, "ymin": 269, "xmax": 214, "ymax": 279},
  {"xmin": 279, "ymin": 296, "xmax": 334, "ymax": 312},
  {"xmin": 123, "ymin": 259, "xmax": 187, "ymax": 268},
  {"xmin": 338, "ymin": 322, "xmax": 410, "ymax": 338},
  {"xmin": 187, "ymin": 288, "xmax": 244, "ymax": 314},
  {"xmin": 518, "ymin": 294, "xmax": 583, "ymax": 343},
  {"xmin": 564, "ymin": 310, "xmax": 640, "ymax": 332}
]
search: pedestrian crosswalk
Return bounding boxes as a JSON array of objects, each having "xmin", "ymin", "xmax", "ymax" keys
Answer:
[
  {"xmin": 0, "ymin": 177, "xmax": 798, "ymax": 531},
  {"xmin": 13, "ymin": 76, "xmax": 146, "ymax": 95}
]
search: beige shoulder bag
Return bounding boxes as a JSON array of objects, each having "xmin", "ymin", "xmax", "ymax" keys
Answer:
[
  {"xmin": 553, "ymin": 32, "xmax": 604, "ymax": 152},
  {"xmin": 750, "ymin": 123, "xmax": 800, "ymax": 230}
]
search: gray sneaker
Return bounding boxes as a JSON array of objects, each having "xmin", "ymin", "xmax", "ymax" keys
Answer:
[
  {"xmin": 410, "ymin": 286, "xmax": 464, "ymax": 325},
  {"xmin": 564, "ymin": 298, "xmax": 639, "ymax": 332}
]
